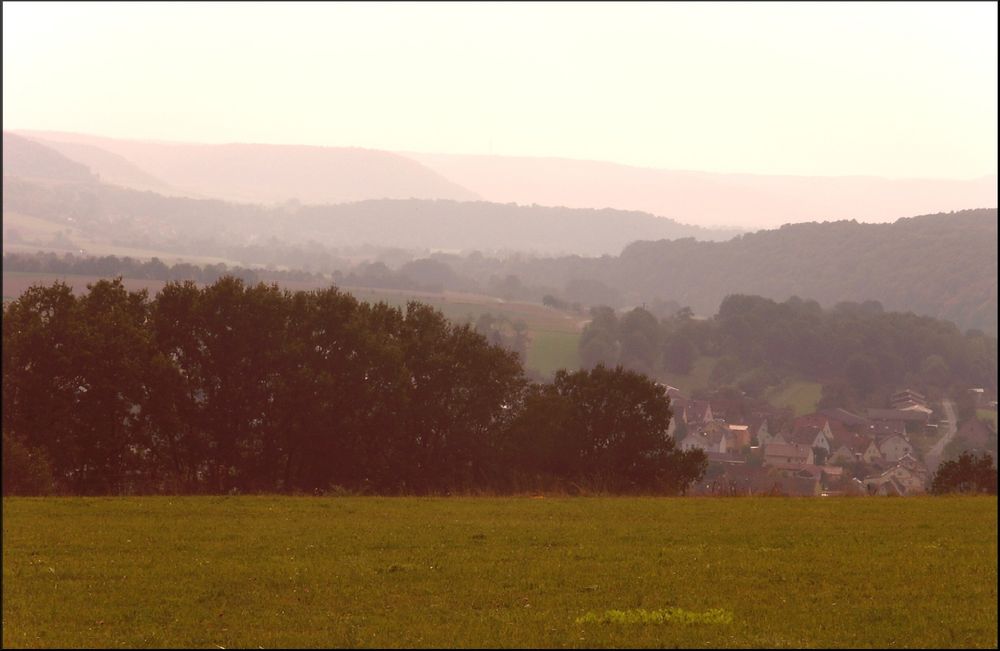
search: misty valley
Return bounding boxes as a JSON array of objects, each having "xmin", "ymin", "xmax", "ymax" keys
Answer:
[{"xmin": 2, "ymin": 6, "xmax": 997, "ymax": 645}]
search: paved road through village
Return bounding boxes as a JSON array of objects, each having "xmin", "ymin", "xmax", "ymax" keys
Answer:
[{"xmin": 924, "ymin": 399, "xmax": 957, "ymax": 472}]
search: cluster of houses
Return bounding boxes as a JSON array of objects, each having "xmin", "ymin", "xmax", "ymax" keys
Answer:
[{"xmin": 664, "ymin": 387, "xmax": 945, "ymax": 497}]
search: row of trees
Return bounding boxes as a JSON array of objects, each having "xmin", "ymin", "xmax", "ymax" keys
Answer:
[
  {"xmin": 2, "ymin": 278, "xmax": 706, "ymax": 496},
  {"xmin": 2, "ymin": 251, "xmax": 324, "ymax": 285},
  {"xmin": 580, "ymin": 295, "xmax": 997, "ymax": 406}
]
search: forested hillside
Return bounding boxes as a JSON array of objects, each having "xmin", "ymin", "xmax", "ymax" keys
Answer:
[
  {"xmin": 4, "ymin": 134, "xmax": 994, "ymax": 331},
  {"xmin": 478, "ymin": 210, "xmax": 998, "ymax": 334},
  {"xmin": 2, "ymin": 175, "xmax": 740, "ymax": 258},
  {"xmin": 580, "ymin": 295, "xmax": 998, "ymax": 409}
]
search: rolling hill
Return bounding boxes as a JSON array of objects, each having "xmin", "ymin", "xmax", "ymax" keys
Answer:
[
  {"xmin": 14, "ymin": 130, "xmax": 480, "ymax": 205},
  {"xmin": 2, "ymin": 133, "xmax": 96, "ymax": 184},
  {"xmin": 3, "ymin": 134, "xmax": 741, "ymax": 258},
  {"xmin": 405, "ymin": 152, "xmax": 998, "ymax": 230},
  {"xmin": 480, "ymin": 209, "xmax": 999, "ymax": 334}
]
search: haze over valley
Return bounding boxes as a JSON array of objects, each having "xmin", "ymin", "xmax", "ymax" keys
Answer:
[
  {"xmin": 3, "ymin": 5, "xmax": 998, "ymax": 647},
  {"xmin": 8, "ymin": 128, "xmax": 996, "ymax": 231}
]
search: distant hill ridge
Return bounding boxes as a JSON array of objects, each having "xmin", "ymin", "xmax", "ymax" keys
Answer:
[
  {"xmin": 28, "ymin": 139, "xmax": 181, "ymax": 196},
  {"xmin": 405, "ymin": 151, "xmax": 998, "ymax": 230},
  {"xmin": 12, "ymin": 130, "xmax": 481, "ymax": 205},
  {"xmin": 3, "ymin": 133, "xmax": 994, "ymax": 332},
  {"xmin": 2, "ymin": 133, "xmax": 96, "ymax": 184},
  {"xmin": 2, "ymin": 134, "xmax": 741, "ymax": 257},
  {"xmin": 12, "ymin": 130, "xmax": 996, "ymax": 233}
]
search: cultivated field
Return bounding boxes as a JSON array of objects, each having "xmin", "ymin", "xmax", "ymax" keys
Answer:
[
  {"xmin": 3, "ymin": 497, "xmax": 996, "ymax": 648},
  {"xmin": 341, "ymin": 286, "xmax": 584, "ymax": 375}
]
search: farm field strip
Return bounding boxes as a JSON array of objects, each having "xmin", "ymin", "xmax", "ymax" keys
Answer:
[
  {"xmin": 3, "ymin": 496, "xmax": 996, "ymax": 648},
  {"xmin": 1, "ymin": 273, "xmax": 583, "ymax": 335}
]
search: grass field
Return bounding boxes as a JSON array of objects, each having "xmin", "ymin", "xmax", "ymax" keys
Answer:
[
  {"xmin": 327, "ymin": 286, "xmax": 585, "ymax": 376},
  {"xmin": 978, "ymin": 409, "xmax": 998, "ymax": 430},
  {"xmin": 3, "ymin": 212, "xmax": 242, "ymax": 266},
  {"xmin": 525, "ymin": 330, "xmax": 582, "ymax": 376},
  {"xmin": 766, "ymin": 381, "xmax": 824, "ymax": 416},
  {"xmin": 341, "ymin": 286, "xmax": 584, "ymax": 334},
  {"xmin": 3, "ymin": 497, "xmax": 996, "ymax": 648}
]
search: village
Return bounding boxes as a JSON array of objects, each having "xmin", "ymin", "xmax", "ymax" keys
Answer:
[{"xmin": 664, "ymin": 386, "xmax": 999, "ymax": 496}]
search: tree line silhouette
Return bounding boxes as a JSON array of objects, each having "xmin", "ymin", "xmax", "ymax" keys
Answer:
[
  {"xmin": 580, "ymin": 294, "xmax": 997, "ymax": 409},
  {"xmin": 2, "ymin": 278, "xmax": 706, "ymax": 496}
]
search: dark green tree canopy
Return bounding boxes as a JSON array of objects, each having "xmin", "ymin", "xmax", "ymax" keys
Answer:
[
  {"xmin": 931, "ymin": 451, "xmax": 997, "ymax": 495},
  {"xmin": 3, "ymin": 278, "xmax": 704, "ymax": 496}
]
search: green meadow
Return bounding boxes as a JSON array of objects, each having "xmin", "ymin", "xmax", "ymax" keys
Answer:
[
  {"xmin": 342, "ymin": 286, "xmax": 585, "ymax": 376},
  {"xmin": 3, "ymin": 497, "xmax": 996, "ymax": 648},
  {"xmin": 526, "ymin": 330, "xmax": 582, "ymax": 377},
  {"xmin": 765, "ymin": 380, "xmax": 824, "ymax": 417}
]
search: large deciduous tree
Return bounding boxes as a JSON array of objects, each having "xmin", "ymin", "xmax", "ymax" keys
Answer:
[{"xmin": 931, "ymin": 451, "xmax": 997, "ymax": 495}]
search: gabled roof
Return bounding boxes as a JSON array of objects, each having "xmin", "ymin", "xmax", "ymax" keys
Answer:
[
  {"xmin": 894, "ymin": 454, "xmax": 929, "ymax": 476},
  {"xmin": 746, "ymin": 416, "xmax": 769, "ymax": 438},
  {"xmin": 769, "ymin": 462, "xmax": 823, "ymax": 480},
  {"xmin": 705, "ymin": 451, "xmax": 745, "ymax": 464},
  {"xmin": 793, "ymin": 414, "xmax": 852, "ymax": 440},
  {"xmin": 686, "ymin": 400, "xmax": 713, "ymax": 423},
  {"xmin": 871, "ymin": 460, "xmax": 926, "ymax": 484},
  {"xmin": 791, "ymin": 413, "xmax": 830, "ymax": 430},
  {"xmin": 682, "ymin": 427, "xmax": 726, "ymax": 447},
  {"xmin": 764, "ymin": 442, "xmax": 813, "ymax": 462},
  {"xmin": 891, "ymin": 388, "xmax": 927, "ymax": 405},
  {"xmin": 679, "ymin": 431, "xmax": 710, "ymax": 446},
  {"xmin": 879, "ymin": 477, "xmax": 906, "ymax": 496},
  {"xmin": 818, "ymin": 407, "xmax": 869, "ymax": 428},
  {"xmin": 878, "ymin": 433, "xmax": 910, "ymax": 447},
  {"xmin": 787, "ymin": 426, "xmax": 822, "ymax": 447},
  {"xmin": 829, "ymin": 429, "xmax": 876, "ymax": 454},
  {"xmin": 697, "ymin": 421, "xmax": 729, "ymax": 442},
  {"xmin": 820, "ymin": 465, "xmax": 844, "ymax": 477},
  {"xmin": 867, "ymin": 408, "xmax": 929, "ymax": 423},
  {"xmin": 768, "ymin": 431, "xmax": 788, "ymax": 444},
  {"xmin": 896, "ymin": 402, "xmax": 933, "ymax": 415},
  {"xmin": 864, "ymin": 420, "xmax": 908, "ymax": 438}
]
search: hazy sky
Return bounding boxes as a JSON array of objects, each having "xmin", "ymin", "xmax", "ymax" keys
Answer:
[{"xmin": 4, "ymin": 2, "xmax": 997, "ymax": 179}]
